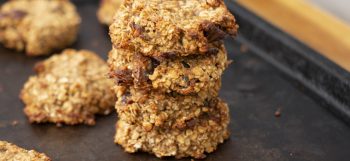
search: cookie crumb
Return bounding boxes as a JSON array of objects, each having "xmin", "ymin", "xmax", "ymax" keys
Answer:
[
  {"xmin": 11, "ymin": 120, "xmax": 19, "ymax": 126},
  {"xmin": 274, "ymin": 108, "xmax": 282, "ymax": 118}
]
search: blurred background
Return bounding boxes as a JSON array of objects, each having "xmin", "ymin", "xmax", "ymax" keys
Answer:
[
  {"xmin": 237, "ymin": 0, "xmax": 350, "ymax": 71},
  {"xmin": 309, "ymin": 0, "xmax": 350, "ymax": 23}
]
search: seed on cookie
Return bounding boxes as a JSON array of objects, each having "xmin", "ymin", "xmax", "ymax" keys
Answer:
[{"xmin": 20, "ymin": 49, "xmax": 115, "ymax": 126}]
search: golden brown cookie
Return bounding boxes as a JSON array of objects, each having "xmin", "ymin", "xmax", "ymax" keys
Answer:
[
  {"xmin": 109, "ymin": 0, "xmax": 238, "ymax": 58},
  {"xmin": 114, "ymin": 85, "xmax": 223, "ymax": 129},
  {"xmin": 21, "ymin": 49, "xmax": 115, "ymax": 126},
  {"xmin": 97, "ymin": 0, "xmax": 122, "ymax": 25},
  {"xmin": 114, "ymin": 99, "xmax": 230, "ymax": 159},
  {"xmin": 0, "ymin": 0, "xmax": 81, "ymax": 56},
  {"xmin": 0, "ymin": 141, "xmax": 51, "ymax": 161},
  {"xmin": 108, "ymin": 43, "xmax": 229, "ymax": 95}
]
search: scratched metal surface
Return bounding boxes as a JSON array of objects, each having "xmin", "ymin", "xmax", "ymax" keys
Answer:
[{"xmin": 0, "ymin": 1, "xmax": 350, "ymax": 161}]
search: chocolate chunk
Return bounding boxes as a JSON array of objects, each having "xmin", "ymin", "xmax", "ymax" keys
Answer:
[
  {"xmin": 202, "ymin": 21, "xmax": 227, "ymax": 42},
  {"xmin": 111, "ymin": 68, "xmax": 133, "ymax": 85},
  {"xmin": 133, "ymin": 66, "xmax": 149, "ymax": 85},
  {"xmin": 133, "ymin": 53, "xmax": 151, "ymax": 85}
]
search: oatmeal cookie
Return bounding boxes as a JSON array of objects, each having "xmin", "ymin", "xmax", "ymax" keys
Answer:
[
  {"xmin": 114, "ymin": 85, "xmax": 223, "ymax": 129},
  {"xmin": 20, "ymin": 49, "xmax": 115, "ymax": 125},
  {"xmin": 0, "ymin": 0, "xmax": 80, "ymax": 56},
  {"xmin": 108, "ymin": 44, "xmax": 229, "ymax": 95},
  {"xmin": 0, "ymin": 141, "xmax": 51, "ymax": 161},
  {"xmin": 114, "ymin": 99, "xmax": 230, "ymax": 159},
  {"xmin": 109, "ymin": 0, "xmax": 238, "ymax": 58},
  {"xmin": 97, "ymin": 0, "xmax": 122, "ymax": 25}
]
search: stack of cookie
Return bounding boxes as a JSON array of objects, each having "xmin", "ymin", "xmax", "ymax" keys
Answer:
[{"xmin": 108, "ymin": 0, "xmax": 238, "ymax": 159}]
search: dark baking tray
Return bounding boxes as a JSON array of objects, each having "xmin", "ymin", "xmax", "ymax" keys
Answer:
[{"xmin": 1, "ymin": 1, "xmax": 350, "ymax": 161}]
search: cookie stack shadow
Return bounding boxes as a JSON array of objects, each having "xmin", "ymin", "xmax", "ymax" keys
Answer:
[{"xmin": 107, "ymin": 0, "xmax": 238, "ymax": 159}]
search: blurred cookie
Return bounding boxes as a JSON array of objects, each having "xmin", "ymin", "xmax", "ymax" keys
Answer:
[
  {"xmin": 0, "ymin": 141, "xmax": 51, "ymax": 161},
  {"xmin": 114, "ymin": 99, "xmax": 229, "ymax": 159},
  {"xmin": 21, "ymin": 49, "xmax": 115, "ymax": 125},
  {"xmin": 110, "ymin": 0, "xmax": 238, "ymax": 58},
  {"xmin": 108, "ymin": 43, "xmax": 229, "ymax": 95},
  {"xmin": 97, "ymin": 0, "xmax": 122, "ymax": 25},
  {"xmin": 114, "ymin": 85, "xmax": 222, "ymax": 129},
  {"xmin": 0, "ymin": 0, "xmax": 80, "ymax": 56}
]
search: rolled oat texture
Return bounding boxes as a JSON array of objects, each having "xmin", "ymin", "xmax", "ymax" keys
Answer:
[
  {"xmin": 0, "ymin": 0, "xmax": 81, "ymax": 56},
  {"xmin": 108, "ymin": 43, "xmax": 229, "ymax": 95},
  {"xmin": 115, "ymin": 100, "xmax": 230, "ymax": 159},
  {"xmin": 21, "ymin": 49, "xmax": 115, "ymax": 125},
  {"xmin": 109, "ymin": 0, "xmax": 237, "ymax": 159},
  {"xmin": 109, "ymin": 0, "xmax": 238, "ymax": 58},
  {"xmin": 114, "ymin": 85, "xmax": 224, "ymax": 130},
  {"xmin": 0, "ymin": 141, "xmax": 51, "ymax": 161}
]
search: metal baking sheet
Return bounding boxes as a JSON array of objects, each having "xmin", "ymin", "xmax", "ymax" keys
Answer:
[{"xmin": 0, "ymin": 1, "xmax": 349, "ymax": 160}]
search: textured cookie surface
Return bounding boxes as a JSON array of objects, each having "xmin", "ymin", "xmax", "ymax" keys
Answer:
[
  {"xmin": 0, "ymin": 0, "xmax": 80, "ymax": 56},
  {"xmin": 108, "ymin": 43, "xmax": 228, "ymax": 95},
  {"xmin": 109, "ymin": 0, "xmax": 238, "ymax": 58},
  {"xmin": 0, "ymin": 141, "xmax": 51, "ymax": 161},
  {"xmin": 21, "ymin": 49, "xmax": 115, "ymax": 125},
  {"xmin": 114, "ymin": 85, "xmax": 223, "ymax": 129},
  {"xmin": 97, "ymin": 0, "xmax": 122, "ymax": 25},
  {"xmin": 114, "ymin": 100, "xmax": 230, "ymax": 159}
]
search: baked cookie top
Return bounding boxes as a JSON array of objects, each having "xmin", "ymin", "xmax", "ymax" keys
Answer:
[
  {"xmin": 0, "ymin": 0, "xmax": 80, "ymax": 56},
  {"xmin": 108, "ymin": 43, "xmax": 229, "ymax": 95},
  {"xmin": 0, "ymin": 141, "xmax": 51, "ymax": 161},
  {"xmin": 109, "ymin": 0, "xmax": 238, "ymax": 58},
  {"xmin": 97, "ymin": 0, "xmax": 122, "ymax": 25},
  {"xmin": 21, "ymin": 49, "xmax": 115, "ymax": 125}
]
